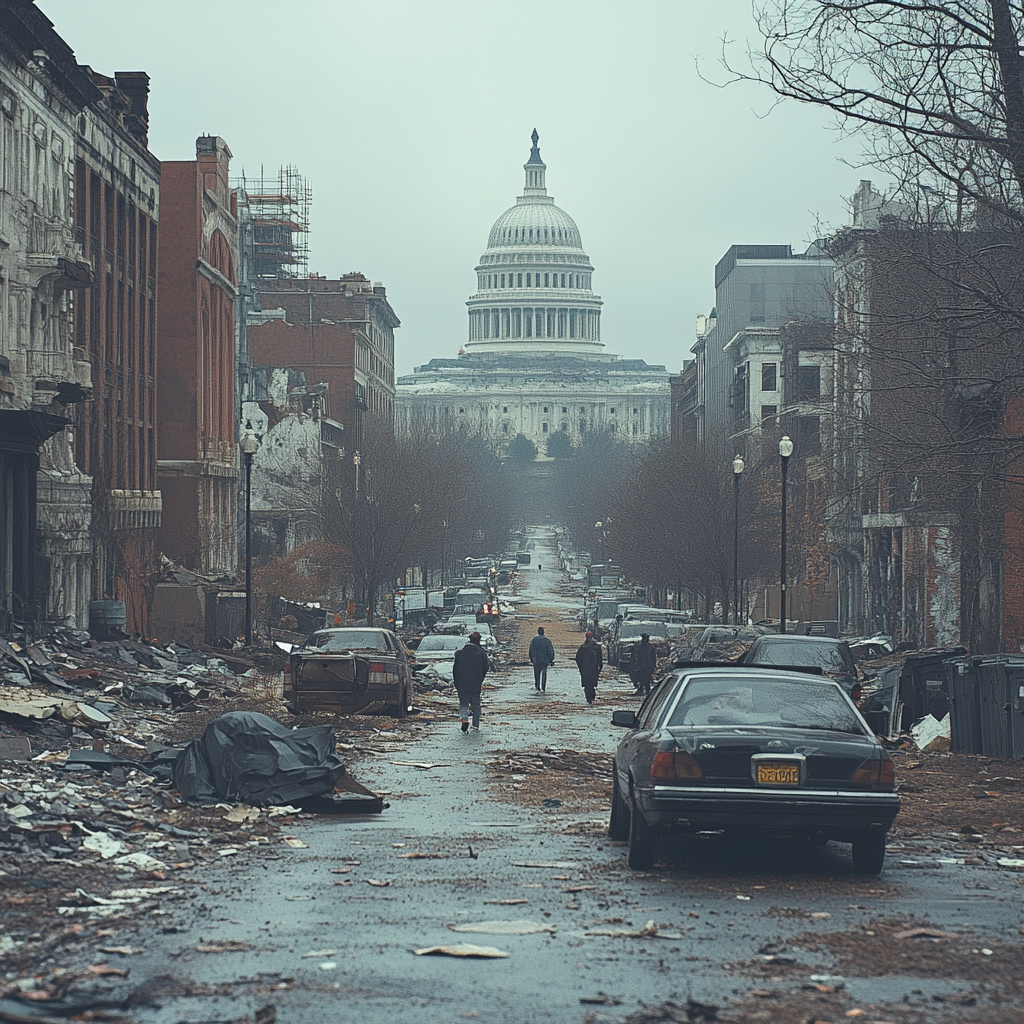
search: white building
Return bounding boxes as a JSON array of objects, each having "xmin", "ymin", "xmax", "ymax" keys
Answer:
[{"xmin": 396, "ymin": 131, "xmax": 669, "ymax": 450}]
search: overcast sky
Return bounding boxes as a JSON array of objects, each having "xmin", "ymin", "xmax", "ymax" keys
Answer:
[{"xmin": 40, "ymin": 0, "xmax": 873, "ymax": 376}]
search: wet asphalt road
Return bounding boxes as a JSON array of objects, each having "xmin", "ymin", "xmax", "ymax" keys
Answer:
[{"xmin": 129, "ymin": 528, "xmax": 1022, "ymax": 1023}]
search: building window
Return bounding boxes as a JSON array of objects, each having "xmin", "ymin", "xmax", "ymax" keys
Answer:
[
  {"xmin": 761, "ymin": 404, "xmax": 777, "ymax": 422},
  {"xmin": 610, "ymin": 407, "xmax": 616, "ymax": 414},
  {"xmin": 500, "ymin": 274, "xmax": 505, "ymax": 287},
  {"xmin": 459, "ymin": 407, "xmax": 465, "ymax": 413},
  {"xmin": 798, "ymin": 365, "xmax": 821, "ymax": 399},
  {"xmin": 543, "ymin": 406, "xmax": 548, "ymax": 413},
  {"xmin": 562, "ymin": 422, "xmax": 568, "ymax": 432},
  {"xmin": 761, "ymin": 362, "xmax": 777, "ymax": 391},
  {"xmin": 542, "ymin": 423, "xmax": 548, "ymax": 432},
  {"xmin": 502, "ymin": 406, "xmax": 508, "ymax": 413},
  {"xmin": 798, "ymin": 415, "xmax": 821, "ymax": 453},
  {"xmin": 503, "ymin": 423, "xmax": 509, "ymax": 433},
  {"xmin": 517, "ymin": 273, "xmax": 522, "ymax": 287},
  {"xmin": 632, "ymin": 408, "xmax": 638, "ymax": 415},
  {"xmin": 561, "ymin": 274, "xmax": 566, "ymax": 287},
  {"xmin": 545, "ymin": 273, "xmax": 550, "ymax": 287},
  {"xmin": 562, "ymin": 406, "xmax": 567, "ymax": 413},
  {"xmin": 526, "ymin": 273, "xmax": 531, "ymax": 287},
  {"xmin": 750, "ymin": 282, "xmax": 765, "ymax": 322}
]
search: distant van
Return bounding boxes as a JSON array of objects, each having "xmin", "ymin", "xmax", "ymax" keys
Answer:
[{"xmin": 516, "ymin": 552, "xmax": 531, "ymax": 566}]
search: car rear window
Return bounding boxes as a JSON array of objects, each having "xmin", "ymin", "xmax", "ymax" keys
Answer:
[
  {"xmin": 750, "ymin": 639, "xmax": 849, "ymax": 672},
  {"xmin": 308, "ymin": 630, "xmax": 388, "ymax": 652},
  {"xmin": 418, "ymin": 636, "xmax": 468, "ymax": 653},
  {"xmin": 619, "ymin": 622, "xmax": 668, "ymax": 639},
  {"xmin": 666, "ymin": 676, "xmax": 864, "ymax": 734}
]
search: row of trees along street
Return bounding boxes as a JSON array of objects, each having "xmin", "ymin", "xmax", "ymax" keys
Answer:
[
  {"xmin": 538, "ymin": 429, "xmax": 824, "ymax": 621},
  {"xmin": 252, "ymin": 425, "xmax": 521, "ymax": 627},
  {"xmin": 719, "ymin": 0, "xmax": 1024, "ymax": 650}
]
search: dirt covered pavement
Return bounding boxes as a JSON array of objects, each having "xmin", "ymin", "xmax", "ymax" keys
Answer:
[{"xmin": 2, "ymin": 526, "xmax": 1022, "ymax": 1023}]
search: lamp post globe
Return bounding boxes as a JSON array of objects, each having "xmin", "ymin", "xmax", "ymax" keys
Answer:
[
  {"xmin": 778, "ymin": 435, "xmax": 793, "ymax": 633},
  {"xmin": 732, "ymin": 455, "xmax": 744, "ymax": 625}
]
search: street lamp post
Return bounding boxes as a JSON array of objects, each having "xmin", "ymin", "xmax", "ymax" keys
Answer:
[
  {"xmin": 732, "ymin": 455, "xmax": 744, "ymax": 625},
  {"xmin": 778, "ymin": 435, "xmax": 794, "ymax": 634},
  {"xmin": 240, "ymin": 432, "xmax": 259, "ymax": 647}
]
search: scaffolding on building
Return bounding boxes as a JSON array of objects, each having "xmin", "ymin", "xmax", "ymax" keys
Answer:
[{"xmin": 232, "ymin": 165, "xmax": 311, "ymax": 279}]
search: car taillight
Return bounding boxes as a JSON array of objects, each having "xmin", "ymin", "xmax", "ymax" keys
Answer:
[
  {"xmin": 851, "ymin": 683, "xmax": 863, "ymax": 702},
  {"xmin": 369, "ymin": 662, "xmax": 386, "ymax": 673},
  {"xmin": 850, "ymin": 756, "xmax": 895, "ymax": 791},
  {"xmin": 650, "ymin": 750, "xmax": 703, "ymax": 782}
]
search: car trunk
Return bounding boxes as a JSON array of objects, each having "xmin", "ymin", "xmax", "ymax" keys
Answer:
[
  {"xmin": 290, "ymin": 652, "xmax": 373, "ymax": 712},
  {"xmin": 669, "ymin": 728, "xmax": 873, "ymax": 788}
]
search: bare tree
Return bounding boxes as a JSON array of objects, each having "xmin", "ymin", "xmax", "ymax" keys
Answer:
[{"xmin": 725, "ymin": 1, "xmax": 1024, "ymax": 221}]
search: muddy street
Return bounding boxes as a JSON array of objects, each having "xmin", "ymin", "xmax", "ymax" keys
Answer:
[{"xmin": 4, "ymin": 527, "xmax": 1023, "ymax": 1024}]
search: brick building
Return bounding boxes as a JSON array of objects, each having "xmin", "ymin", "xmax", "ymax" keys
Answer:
[
  {"xmin": 155, "ymin": 136, "xmax": 238, "ymax": 576},
  {"xmin": 247, "ymin": 273, "xmax": 399, "ymax": 456},
  {"xmin": 72, "ymin": 69, "xmax": 161, "ymax": 633}
]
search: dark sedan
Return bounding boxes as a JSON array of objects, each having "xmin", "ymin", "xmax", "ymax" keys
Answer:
[{"xmin": 609, "ymin": 667, "xmax": 899, "ymax": 873}]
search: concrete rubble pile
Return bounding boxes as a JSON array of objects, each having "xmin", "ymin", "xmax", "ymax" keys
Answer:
[{"xmin": 0, "ymin": 630, "xmax": 319, "ymax": 896}]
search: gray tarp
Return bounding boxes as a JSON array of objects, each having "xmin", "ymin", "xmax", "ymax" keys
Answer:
[{"xmin": 173, "ymin": 711, "xmax": 344, "ymax": 806}]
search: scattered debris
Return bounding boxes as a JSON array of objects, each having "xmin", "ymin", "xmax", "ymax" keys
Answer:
[
  {"xmin": 173, "ymin": 711, "xmax": 344, "ymax": 806},
  {"xmin": 910, "ymin": 713, "xmax": 951, "ymax": 752},
  {"xmin": 447, "ymin": 919, "xmax": 555, "ymax": 935},
  {"xmin": 195, "ymin": 939, "xmax": 253, "ymax": 953},
  {"xmin": 413, "ymin": 943, "xmax": 509, "ymax": 958}
]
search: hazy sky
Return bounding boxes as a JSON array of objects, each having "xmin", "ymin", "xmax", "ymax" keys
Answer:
[{"xmin": 40, "ymin": 0, "xmax": 873, "ymax": 376}]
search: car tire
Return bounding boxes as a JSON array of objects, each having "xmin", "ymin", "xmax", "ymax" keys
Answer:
[
  {"xmin": 609, "ymin": 772, "xmax": 630, "ymax": 840},
  {"xmin": 851, "ymin": 831, "xmax": 886, "ymax": 874},
  {"xmin": 627, "ymin": 795, "xmax": 656, "ymax": 870}
]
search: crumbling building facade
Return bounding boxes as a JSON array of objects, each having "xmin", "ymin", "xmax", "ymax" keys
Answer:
[{"xmin": 0, "ymin": 1, "xmax": 94, "ymax": 632}]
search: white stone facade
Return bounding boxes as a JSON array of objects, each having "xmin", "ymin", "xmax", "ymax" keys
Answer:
[
  {"xmin": 0, "ymin": 19, "xmax": 94, "ymax": 630},
  {"xmin": 397, "ymin": 131, "xmax": 669, "ymax": 450}
]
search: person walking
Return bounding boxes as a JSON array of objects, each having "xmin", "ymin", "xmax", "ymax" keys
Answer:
[
  {"xmin": 528, "ymin": 626, "xmax": 555, "ymax": 691},
  {"xmin": 453, "ymin": 631, "xmax": 490, "ymax": 732},
  {"xmin": 574, "ymin": 631, "xmax": 603, "ymax": 704},
  {"xmin": 629, "ymin": 633, "xmax": 658, "ymax": 696}
]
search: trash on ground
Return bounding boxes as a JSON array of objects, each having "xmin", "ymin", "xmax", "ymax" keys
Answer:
[
  {"xmin": 583, "ymin": 919, "xmax": 686, "ymax": 939},
  {"xmin": 195, "ymin": 940, "xmax": 253, "ymax": 953},
  {"xmin": 173, "ymin": 711, "xmax": 344, "ymax": 806},
  {"xmin": 447, "ymin": 919, "xmax": 555, "ymax": 935},
  {"xmin": 910, "ymin": 713, "xmax": 951, "ymax": 752},
  {"xmin": 413, "ymin": 943, "xmax": 509, "ymax": 958}
]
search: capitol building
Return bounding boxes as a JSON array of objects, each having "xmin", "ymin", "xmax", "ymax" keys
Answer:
[{"xmin": 395, "ymin": 131, "xmax": 670, "ymax": 449}]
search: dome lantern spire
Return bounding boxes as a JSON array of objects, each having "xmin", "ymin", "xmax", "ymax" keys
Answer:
[{"xmin": 523, "ymin": 128, "xmax": 547, "ymax": 197}]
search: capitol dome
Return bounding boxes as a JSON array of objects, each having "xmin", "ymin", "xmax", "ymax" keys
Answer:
[
  {"xmin": 486, "ymin": 199, "xmax": 583, "ymax": 250},
  {"xmin": 464, "ymin": 130, "xmax": 603, "ymax": 357}
]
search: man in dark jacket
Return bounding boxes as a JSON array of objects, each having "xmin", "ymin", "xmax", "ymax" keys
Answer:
[
  {"xmin": 453, "ymin": 632, "xmax": 490, "ymax": 732},
  {"xmin": 528, "ymin": 626, "xmax": 555, "ymax": 691},
  {"xmin": 574, "ymin": 631, "xmax": 603, "ymax": 704},
  {"xmin": 629, "ymin": 633, "xmax": 658, "ymax": 696}
]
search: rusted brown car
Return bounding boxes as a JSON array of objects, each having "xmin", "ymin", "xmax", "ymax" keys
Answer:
[{"xmin": 285, "ymin": 627, "xmax": 413, "ymax": 717}]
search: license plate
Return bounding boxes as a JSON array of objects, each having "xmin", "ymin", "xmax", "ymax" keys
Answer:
[{"xmin": 756, "ymin": 763, "xmax": 800, "ymax": 786}]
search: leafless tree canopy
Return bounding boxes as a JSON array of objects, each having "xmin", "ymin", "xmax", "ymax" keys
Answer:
[{"xmin": 726, "ymin": 1, "xmax": 1024, "ymax": 220}]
